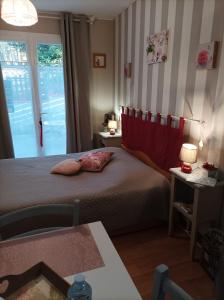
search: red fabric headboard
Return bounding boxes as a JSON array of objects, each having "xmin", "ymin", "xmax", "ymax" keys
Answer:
[{"xmin": 121, "ymin": 107, "xmax": 185, "ymax": 172}]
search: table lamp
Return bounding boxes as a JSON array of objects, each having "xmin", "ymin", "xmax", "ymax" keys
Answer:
[
  {"xmin": 180, "ymin": 143, "xmax": 197, "ymax": 173},
  {"xmin": 108, "ymin": 120, "xmax": 117, "ymax": 135}
]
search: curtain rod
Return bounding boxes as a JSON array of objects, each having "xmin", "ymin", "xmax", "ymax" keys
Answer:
[
  {"xmin": 38, "ymin": 12, "xmax": 112, "ymax": 23},
  {"xmin": 38, "ymin": 13, "xmax": 91, "ymax": 23},
  {"xmin": 119, "ymin": 106, "xmax": 205, "ymax": 124}
]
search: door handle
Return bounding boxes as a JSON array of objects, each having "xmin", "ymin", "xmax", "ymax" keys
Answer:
[
  {"xmin": 39, "ymin": 113, "xmax": 47, "ymax": 147},
  {"xmin": 39, "ymin": 116, "xmax": 43, "ymax": 147}
]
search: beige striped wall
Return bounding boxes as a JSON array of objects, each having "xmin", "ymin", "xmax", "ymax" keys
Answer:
[{"xmin": 115, "ymin": 0, "xmax": 224, "ymax": 168}]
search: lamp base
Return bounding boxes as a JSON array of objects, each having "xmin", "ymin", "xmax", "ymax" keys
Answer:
[
  {"xmin": 109, "ymin": 129, "xmax": 115, "ymax": 135},
  {"xmin": 181, "ymin": 163, "xmax": 192, "ymax": 174}
]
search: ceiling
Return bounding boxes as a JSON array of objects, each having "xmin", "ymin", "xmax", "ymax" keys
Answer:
[{"xmin": 32, "ymin": 0, "xmax": 135, "ymax": 20}]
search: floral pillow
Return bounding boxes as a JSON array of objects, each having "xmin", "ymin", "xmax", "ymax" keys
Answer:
[
  {"xmin": 51, "ymin": 159, "xmax": 81, "ymax": 175},
  {"xmin": 79, "ymin": 151, "xmax": 113, "ymax": 172}
]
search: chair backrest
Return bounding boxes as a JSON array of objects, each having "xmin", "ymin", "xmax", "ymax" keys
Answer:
[
  {"xmin": 151, "ymin": 264, "xmax": 193, "ymax": 300},
  {"xmin": 0, "ymin": 199, "xmax": 80, "ymax": 241}
]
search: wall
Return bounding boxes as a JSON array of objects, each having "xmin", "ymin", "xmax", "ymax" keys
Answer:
[
  {"xmin": 115, "ymin": 0, "xmax": 224, "ymax": 168},
  {"xmin": 90, "ymin": 20, "xmax": 115, "ymax": 133},
  {"xmin": 0, "ymin": 17, "xmax": 115, "ymax": 135}
]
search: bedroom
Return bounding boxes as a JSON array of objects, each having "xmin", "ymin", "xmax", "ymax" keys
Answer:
[{"xmin": 0, "ymin": 0, "xmax": 224, "ymax": 299}]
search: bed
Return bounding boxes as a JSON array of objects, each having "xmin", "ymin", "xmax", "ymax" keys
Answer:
[
  {"xmin": 0, "ymin": 107, "xmax": 185, "ymax": 235},
  {"xmin": 0, "ymin": 147, "xmax": 170, "ymax": 234}
]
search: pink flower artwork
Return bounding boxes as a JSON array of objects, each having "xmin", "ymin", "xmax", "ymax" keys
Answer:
[
  {"xmin": 196, "ymin": 42, "xmax": 218, "ymax": 69},
  {"xmin": 146, "ymin": 30, "xmax": 168, "ymax": 65},
  {"xmin": 197, "ymin": 50, "xmax": 209, "ymax": 66}
]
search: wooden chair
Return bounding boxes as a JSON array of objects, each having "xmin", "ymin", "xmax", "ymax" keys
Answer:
[
  {"xmin": 152, "ymin": 264, "xmax": 193, "ymax": 300},
  {"xmin": 0, "ymin": 199, "xmax": 80, "ymax": 241}
]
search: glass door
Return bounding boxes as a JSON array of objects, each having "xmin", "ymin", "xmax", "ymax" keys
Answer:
[
  {"xmin": 37, "ymin": 43, "xmax": 66, "ymax": 156},
  {"xmin": 0, "ymin": 40, "xmax": 38, "ymax": 158},
  {"xmin": 0, "ymin": 32, "xmax": 66, "ymax": 158}
]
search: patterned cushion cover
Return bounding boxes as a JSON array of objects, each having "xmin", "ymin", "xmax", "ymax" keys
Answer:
[{"xmin": 79, "ymin": 151, "xmax": 113, "ymax": 172}]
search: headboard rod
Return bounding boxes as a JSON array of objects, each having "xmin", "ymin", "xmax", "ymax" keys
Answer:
[{"xmin": 119, "ymin": 105, "xmax": 205, "ymax": 124}]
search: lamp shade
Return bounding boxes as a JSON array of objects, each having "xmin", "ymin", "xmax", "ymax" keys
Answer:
[
  {"xmin": 1, "ymin": 0, "xmax": 38, "ymax": 26},
  {"xmin": 108, "ymin": 120, "xmax": 117, "ymax": 130},
  {"xmin": 180, "ymin": 143, "xmax": 197, "ymax": 164}
]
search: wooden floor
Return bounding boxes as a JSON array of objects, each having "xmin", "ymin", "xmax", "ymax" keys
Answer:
[{"xmin": 112, "ymin": 226, "xmax": 215, "ymax": 300}]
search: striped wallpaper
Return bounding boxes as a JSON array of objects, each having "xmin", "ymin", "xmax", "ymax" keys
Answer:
[{"xmin": 115, "ymin": 0, "xmax": 224, "ymax": 168}]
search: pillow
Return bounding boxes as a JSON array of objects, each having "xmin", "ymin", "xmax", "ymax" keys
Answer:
[
  {"xmin": 121, "ymin": 144, "xmax": 170, "ymax": 180},
  {"xmin": 51, "ymin": 159, "xmax": 81, "ymax": 175},
  {"xmin": 79, "ymin": 151, "xmax": 113, "ymax": 172}
]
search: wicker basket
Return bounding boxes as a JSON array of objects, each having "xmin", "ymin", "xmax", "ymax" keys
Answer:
[{"xmin": 200, "ymin": 228, "xmax": 224, "ymax": 279}]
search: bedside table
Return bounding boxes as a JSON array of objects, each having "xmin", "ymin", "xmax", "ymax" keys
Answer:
[
  {"xmin": 98, "ymin": 132, "xmax": 122, "ymax": 148},
  {"xmin": 168, "ymin": 167, "xmax": 223, "ymax": 260}
]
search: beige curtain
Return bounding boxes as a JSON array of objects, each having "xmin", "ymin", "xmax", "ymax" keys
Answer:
[
  {"xmin": 0, "ymin": 65, "xmax": 14, "ymax": 159},
  {"xmin": 61, "ymin": 13, "xmax": 92, "ymax": 153}
]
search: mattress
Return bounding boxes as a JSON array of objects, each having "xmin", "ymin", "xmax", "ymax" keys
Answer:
[{"xmin": 0, "ymin": 147, "xmax": 170, "ymax": 233}]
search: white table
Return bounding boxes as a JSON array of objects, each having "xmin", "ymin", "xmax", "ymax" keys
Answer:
[
  {"xmin": 97, "ymin": 132, "xmax": 122, "ymax": 148},
  {"xmin": 99, "ymin": 132, "xmax": 122, "ymax": 139},
  {"xmin": 65, "ymin": 222, "xmax": 142, "ymax": 300}
]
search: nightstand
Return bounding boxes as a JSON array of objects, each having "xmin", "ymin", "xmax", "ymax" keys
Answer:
[
  {"xmin": 98, "ymin": 132, "xmax": 122, "ymax": 148},
  {"xmin": 168, "ymin": 167, "xmax": 223, "ymax": 260}
]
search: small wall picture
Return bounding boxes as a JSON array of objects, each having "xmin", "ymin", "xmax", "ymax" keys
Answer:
[
  {"xmin": 146, "ymin": 30, "xmax": 168, "ymax": 65},
  {"xmin": 93, "ymin": 53, "xmax": 106, "ymax": 68},
  {"xmin": 196, "ymin": 41, "xmax": 218, "ymax": 69}
]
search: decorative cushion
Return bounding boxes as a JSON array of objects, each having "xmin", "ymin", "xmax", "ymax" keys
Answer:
[
  {"xmin": 51, "ymin": 159, "xmax": 81, "ymax": 175},
  {"xmin": 79, "ymin": 151, "xmax": 113, "ymax": 172}
]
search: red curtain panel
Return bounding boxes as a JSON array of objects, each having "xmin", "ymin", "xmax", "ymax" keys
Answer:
[{"xmin": 121, "ymin": 107, "xmax": 185, "ymax": 172}]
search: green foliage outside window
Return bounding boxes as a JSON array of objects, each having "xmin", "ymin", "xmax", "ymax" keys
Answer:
[
  {"xmin": 37, "ymin": 44, "xmax": 63, "ymax": 66},
  {"xmin": 0, "ymin": 42, "xmax": 63, "ymax": 66}
]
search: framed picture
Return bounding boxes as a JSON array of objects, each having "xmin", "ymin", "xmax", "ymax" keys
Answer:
[
  {"xmin": 146, "ymin": 30, "xmax": 169, "ymax": 65},
  {"xmin": 0, "ymin": 262, "xmax": 69, "ymax": 299},
  {"xmin": 196, "ymin": 41, "xmax": 218, "ymax": 69},
  {"xmin": 93, "ymin": 53, "xmax": 106, "ymax": 68}
]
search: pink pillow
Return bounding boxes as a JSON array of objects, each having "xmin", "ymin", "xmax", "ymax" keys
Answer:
[
  {"xmin": 79, "ymin": 151, "xmax": 113, "ymax": 172},
  {"xmin": 51, "ymin": 159, "xmax": 81, "ymax": 175}
]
